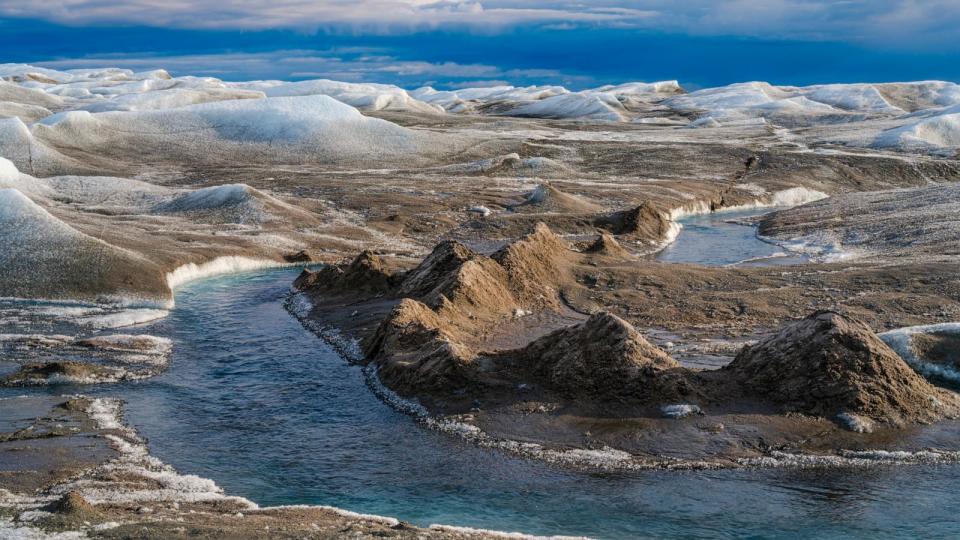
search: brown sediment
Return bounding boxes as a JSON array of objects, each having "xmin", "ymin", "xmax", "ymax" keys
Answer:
[
  {"xmin": 297, "ymin": 224, "xmax": 960, "ymax": 458},
  {"xmin": 1, "ymin": 361, "xmax": 118, "ymax": 385},
  {"xmin": 911, "ymin": 332, "xmax": 960, "ymax": 368},
  {"xmin": 725, "ymin": 311, "xmax": 960, "ymax": 426}
]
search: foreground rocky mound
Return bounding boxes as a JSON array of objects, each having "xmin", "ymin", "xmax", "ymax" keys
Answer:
[
  {"xmin": 727, "ymin": 311, "xmax": 959, "ymax": 428},
  {"xmin": 510, "ymin": 312, "xmax": 682, "ymax": 398}
]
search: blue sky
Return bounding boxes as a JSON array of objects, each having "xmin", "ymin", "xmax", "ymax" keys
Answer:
[{"xmin": 1, "ymin": 1, "xmax": 958, "ymax": 89}]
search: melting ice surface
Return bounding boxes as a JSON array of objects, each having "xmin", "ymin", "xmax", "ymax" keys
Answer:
[
  {"xmin": 658, "ymin": 207, "xmax": 808, "ymax": 266},
  {"xmin": 7, "ymin": 268, "xmax": 960, "ymax": 539}
]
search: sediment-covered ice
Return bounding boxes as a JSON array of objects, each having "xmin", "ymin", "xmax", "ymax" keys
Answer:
[
  {"xmin": 880, "ymin": 322, "xmax": 960, "ymax": 381},
  {"xmin": 0, "ymin": 188, "xmax": 168, "ymax": 302}
]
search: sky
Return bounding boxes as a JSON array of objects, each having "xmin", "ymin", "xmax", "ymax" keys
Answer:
[{"xmin": 0, "ymin": 1, "xmax": 958, "ymax": 90}]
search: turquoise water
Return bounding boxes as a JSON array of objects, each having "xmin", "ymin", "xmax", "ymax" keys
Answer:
[
  {"xmin": 6, "ymin": 268, "xmax": 960, "ymax": 539},
  {"xmin": 657, "ymin": 208, "xmax": 808, "ymax": 266}
]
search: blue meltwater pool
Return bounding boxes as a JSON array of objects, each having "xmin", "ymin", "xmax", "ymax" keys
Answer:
[
  {"xmin": 657, "ymin": 207, "xmax": 809, "ymax": 266},
  {"xmin": 6, "ymin": 268, "xmax": 960, "ymax": 539}
]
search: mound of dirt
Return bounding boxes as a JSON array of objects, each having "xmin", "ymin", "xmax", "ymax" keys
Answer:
[
  {"xmin": 364, "ymin": 298, "xmax": 480, "ymax": 393},
  {"xmin": 594, "ymin": 201, "xmax": 672, "ymax": 243},
  {"xmin": 490, "ymin": 222, "xmax": 573, "ymax": 308},
  {"xmin": 295, "ymin": 250, "xmax": 398, "ymax": 295},
  {"xmin": 46, "ymin": 491, "xmax": 101, "ymax": 520},
  {"xmin": 397, "ymin": 240, "xmax": 479, "ymax": 299},
  {"xmin": 584, "ymin": 233, "xmax": 632, "ymax": 258},
  {"xmin": 510, "ymin": 183, "xmax": 603, "ymax": 214},
  {"xmin": 726, "ymin": 311, "xmax": 959, "ymax": 427},
  {"xmin": 512, "ymin": 311, "xmax": 680, "ymax": 397}
]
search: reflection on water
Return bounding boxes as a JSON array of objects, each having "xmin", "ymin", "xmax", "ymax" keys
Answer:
[
  {"xmin": 657, "ymin": 208, "xmax": 808, "ymax": 267},
  {"xmin": 4, "ymin": 269, "xmax": 960, "ymax": 539}
]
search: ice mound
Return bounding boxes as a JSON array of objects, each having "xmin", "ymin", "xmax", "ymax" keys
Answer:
[
  {"xmin": 152, "ymin": 183, "xmax": 318, "ymax": 225},
  {"xmin": 511, "ymin": 183, "xmax": 603, "ymax": 213},
  {"xmin": 412, "ymin": 80, "xmax": 679, "ymax": 119},
  {"xmin": 669, "ymin": 82, "xmax": 840, "ymax": 125},
  {"xmin": 874, "ymin": 81, "xmax": 960, "ymax": 111},
  {"xmin": 32, "ymin": 94, "xmax": 428, "ymax": 164},
  {"xmin": 80, "ymin": 87, "xmax": 265, "ymax": 112},
  {"xmin": 156, "ymin": 183, "xmax": 254, "ymax": 212},
  {"xmin": 800, "ymin": 84, "xmax": 903, "ymax": 113},
  {"xmin": 593, "ymin": 80, "xmax": 683, "ymax": 96},
  {"xmin": 0, "ymin": 101, "xmax": 52, "ymax": 122},
  {"xmin": 0, "ymin": 79, "xmax": 63, "ymax": 108},
  {"xmin": 42, "ymin": 174, "xmax": 167, "ymax": 208},
  {"xmin": 515, "ymin": 311, "xmax": 679, "ymax": 397},
  {"xmin": 880, "ymin": 323, "xmax": 960, "ymax": 381},
  {"xmin": 759, "ymin": 184, "xmax": 959, "ymax": 259},
  {"xmin": 0, "ymin": 156, "xmax": 19, "ymax": 182},
  {"xmin": 0, "ymin": 188, "xmax": 168, "ymax": 302},
  {"xmin": 0, "ymin": 157, "xmax": 52, "ymax": 196},
  {"xmin": 505, "ymin": 92, "xmax": 626, "ymax": 121},
  {"xmin": 239, "ymin": 79, "xmax": 442, "ymax": 114},
  {"xmin": 873, "ymin": 108, "xmax": 960, "ymax": 154},
  {"xmin": 411, "ymin": 84, "xmax": 567, "ymax": 113},
  {"xmin": 662, "ymin": 81, "xmax": 956, "ymax": 126},
  {"xmin": 0, "ymin": 117, "xmax": 81, "ymax": 175}
]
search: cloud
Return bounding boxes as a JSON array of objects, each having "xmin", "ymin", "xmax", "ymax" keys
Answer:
[
  {"xmin": 0, "ymin": 1, "xmax": 645, "ymax": 31},
  {"xmin": 32, "ymin": 49, "xmax": 591, "ymax": 88},
  {"xmin": 2, "ymin": 1, "xmax": 958, "ymax": 48}
]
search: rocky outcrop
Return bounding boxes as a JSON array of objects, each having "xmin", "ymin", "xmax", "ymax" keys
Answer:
[
  {"xmin": 594, "ymin": 201, "xmax": 671, "ymax": 243},
  {"xmin": 512, "ymin": 312, "xmax": 681, "ymax": 397},
  {"xmin": 397, "ymin": 241, "xmax": 476, "ymax": 298},
  {"xmin": 726, "ymin": 311, "xmax": 959, "ymax": 427},
  {"xmin": 295, "ymin": 250, "xmax": 397, "ymax": 295},
  {"xmin": 584, "ymin": 233, "xmax": 632, "ymax": 258},
  {"xmin": 491, "ymin": 223, "xmax": 572, "ymax": 308},
  {"xmin": 364, "ymin": 298, "xmax": 481, "ymax": 393}
]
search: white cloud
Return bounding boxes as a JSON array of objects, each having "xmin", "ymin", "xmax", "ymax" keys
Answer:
[
  {"xmin": 32, "ymin": 49, "xmax": 588, "ymax": 88},
  {"xmin": 2, "ymin": 1, "xmax": 957, "ymax": 47},
  {"xmin": 0, "ymin": 1, "xmax": 641, "ymax": 30}
]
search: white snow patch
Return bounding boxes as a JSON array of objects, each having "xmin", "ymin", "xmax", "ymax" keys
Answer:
[
  {"xmin": 77, "ymin": 309, "xmax": 169, "ymax": 329},
  {"xmin": 467, "ymin": 205, "xmax": 492, "ymax": 217},
  {"xmin": 661, "ymin": 404, "xmax": 703, "ymax": 418},
  {"xmin": 836, "ymin": 412, "xmax": 874, "ymax": 433},
  {"xmin": 0, "ymin": 518, "xmax": 86, "ymax": 540}
]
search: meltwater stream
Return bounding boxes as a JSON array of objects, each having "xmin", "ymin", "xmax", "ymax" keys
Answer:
[
  {"xmin": 7, "ymin": 268, "xmax": 960, "ymax": 539},
  {"xmin": 657, "ymin": 207, "xmax": 808, "ymax": 266}
]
